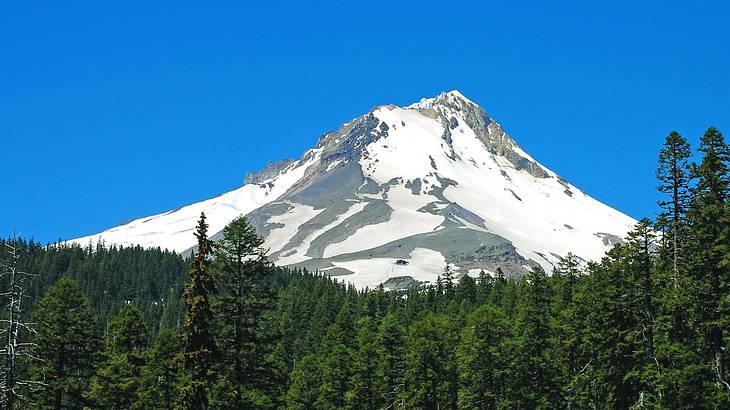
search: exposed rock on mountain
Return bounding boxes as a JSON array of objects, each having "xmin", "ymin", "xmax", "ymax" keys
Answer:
[{"xmin": 72, "ymin": 91, "xmax": 636, "ymax": 289}]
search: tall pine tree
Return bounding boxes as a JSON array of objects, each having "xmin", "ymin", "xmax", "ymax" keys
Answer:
[
  {"xmin": 29, "ymin": 277, "xmax": 103, "ymax": 409},
  {"xmin": 686, "ymin": 127, "xmax": 730, "ymax": 396},
  {"xmin": 211, "ymin": 216, "xmax": 278, "ymax": 409},
  {"xmin": 176, "ymin": 212, "xmax": 218, "ymax": 409}
]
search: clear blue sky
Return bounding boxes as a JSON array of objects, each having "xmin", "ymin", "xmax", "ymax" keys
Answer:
[{"xmin": 2, "ymin": 1, "xmax": 729, "ymax": 243}]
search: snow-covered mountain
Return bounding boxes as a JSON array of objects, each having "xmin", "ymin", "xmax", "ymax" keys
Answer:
[{"xmin": 72, "ymin": 91, "xmax": 636, "ymax": 288}]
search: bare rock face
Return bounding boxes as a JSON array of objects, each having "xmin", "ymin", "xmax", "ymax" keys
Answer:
[
  {"xmin": 415, "ymin": 91, "xmax": 549, "ymax": 178},
  {"xmin": 244, "ymin": 159, "xmax": 296, "ymax": 185}
]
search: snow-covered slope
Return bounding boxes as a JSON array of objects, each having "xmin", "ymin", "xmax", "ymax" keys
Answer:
[{"xmin": 72, "ymin": 91, "xmax": 636, "ymax": 288}]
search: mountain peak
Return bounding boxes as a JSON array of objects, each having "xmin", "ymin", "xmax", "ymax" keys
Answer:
[
  {"xmin": 71, "ymin": 91, "xmax": 637, "ymax": 289},
  {"xmin": 406, "ymin": 89, "xmax": 476, "ymax": 110},
  {"xmin": 439, "ymin": 89, "xmax": 474, "ymax": 104}
]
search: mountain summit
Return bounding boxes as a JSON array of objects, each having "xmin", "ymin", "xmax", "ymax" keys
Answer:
[{"xmin": 73, "ymin": 91, "xmax": 636, "ymax": 288}]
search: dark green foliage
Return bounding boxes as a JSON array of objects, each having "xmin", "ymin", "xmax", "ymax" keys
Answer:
[
  {"xmin": 86, "ymin": 304, "xmax": 149, "ymax": 409},
  {"xmin": 29, "ymin": 277, "xmax": 103, "ymax": 409},
  {"xmin": 656, "ymin": 130, "xmax": 693, "ymax": 275},
  {"xmin": 137, "ymin": 330, "xmax": 182, "ymax": 409},
  {"xmin": 377, "ymin": 314, "xmax": 406, "ymax": 408},
  {"xmin": 510, "ymin": 266, "xmax": 560, "ymax": 408},
  {"xmin": 177, "ymin": 212, "xmax": 218, "ymax": 409},
  {"xmin": 404, "ymin": 313, "xmax": 458, "ymax": 409},
  {"xmin": 4, "ymin": 126, "xmax": 730, "ymax": 408},
  {"xmin": 211, "ymin": 216, "xmax": 280, "ymax": 408},
  {"xmin": 457, "ymin": 305, "xmax": 511, "ymax": 409}
]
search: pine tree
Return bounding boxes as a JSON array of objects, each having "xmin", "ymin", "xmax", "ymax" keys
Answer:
[
  {"xmin": 347, "ymin": 317, "xmax": 381, "ymax": 409},
  {"xmin": 211, "ymin": 216, "xmax": 278, "ymax": 408},
  {"xmin": 404, "ymin": 313, "xmax": 458, "ymax": 409},
  {"xmin": 137, "ymin": 330, "xmax": 181, "ymax": 409},
  {"xmin": 176, "ymin": 212, "xmax": 218, "ymax": 409},
  {"xmin": 86, "ymin": 304, "xmax": 148, "ymax": 409},
  {"xmin": 686, "ymin": 127, "xmax": 730, "ymax": 395},
  {"xmin": 316, "ymin": 303, "xmax": 356, "ymax": 409},
  {"xmin": 656, "ymin": 131, "xmax": 693, "ymax": 277},
  {"xmin": 510, "ymin": 266, "xmax": 560, "ymax": 407},
  {"xmin": 29, "ymin": 277, "xmax": 103, "ymax": 409},
  {"xmin": 285, "ymin": 354, "xmax": 321, "ymax": 409},
  {"xmin": 457, "ymin": 304, "xmax": 512, "ymax": 409},
  {"xmin": 377, "ymin": 314, "xmax": 406, "ymax": 409}
]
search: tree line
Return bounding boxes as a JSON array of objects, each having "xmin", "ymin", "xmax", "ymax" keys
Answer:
[{"xmin": 0, "ymin": 126, "xmax": 729, "ymax": 409}]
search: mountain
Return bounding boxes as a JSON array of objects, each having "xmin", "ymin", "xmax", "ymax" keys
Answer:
[{"xmin": 72, "ymin": 91, "xmax": 636, "ymax": 288}]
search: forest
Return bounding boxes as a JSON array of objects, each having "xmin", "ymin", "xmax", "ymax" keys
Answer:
[{"xmin": 1, "ymin": 126, "xmax": 729, "ymax": 409}]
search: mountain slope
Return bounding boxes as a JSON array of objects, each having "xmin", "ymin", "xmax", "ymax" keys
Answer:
[{"xmin": 72, "ymin": 91, "xmax": 636, "ymax": 288}]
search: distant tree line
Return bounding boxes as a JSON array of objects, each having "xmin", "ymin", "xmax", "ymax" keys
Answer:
[{"xmin": 0, "ymin": 126, "xmax": 728, "ymax": 408}]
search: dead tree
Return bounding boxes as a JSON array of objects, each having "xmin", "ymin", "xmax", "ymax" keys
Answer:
[{"xmin": 0, "ymin": 237, "xmax": 42, "ymax": 408}]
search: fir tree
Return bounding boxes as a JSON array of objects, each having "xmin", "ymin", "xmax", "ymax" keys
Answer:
[
  {"xmin": 176, "ymin": 212, "xmax": 218, "ymax": 409},
  {"xmin": 457, "ymin": 304, "xmax": 512, "ymax": 409},
  {"xmin": 211, "ymin": 216, "xmax": 278, "ymax": 408},
  {"xmin": 29, "ymin": 277, "xmax": 103, "ymax": 409},
  {"xmin": 316, "ymin": 303, "xmax": 356, "ymax": 409},
  {"xmin": 656, "ymin": 130, "xmax": 693, "ymax": 277},
  {"xmin": 285, "ymin": 354, "xmax": 321, "ymax": 409},
  {"xmin": 404, "ymin": 313, "xmax": 458, "ymax": 409},
  {"xmin": 86, "ymin": 304, "xmax": 148, "ymax": 409},
  {"xmin": 686, "ymin": 127, "xmax": 730, "ymax": 394},
  {"xmin": 137, "ymin": 330, "xmax": 181, "ymax": 409},
  {"xmin": 510, "ymin": 266, "xmax": 560, "ymax": 408},
  {"xmin": 347, "ymin": 317, "xmax": 381, "ymax": 409},
  {"xmin": 377, "ymin": 314, "xmax": 406, "ymax": 409}
]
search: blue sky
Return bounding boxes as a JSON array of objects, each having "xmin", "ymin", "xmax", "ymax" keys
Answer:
[{"xmin": 2, "ymin": 1, "xmax": 729, "ymax": 243}]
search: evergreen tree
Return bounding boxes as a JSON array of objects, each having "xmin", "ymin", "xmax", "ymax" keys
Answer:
[
  {"xmin": 457, "ymin": 304, "xmax": 512, "ymax": 409},
  {"xmin": 176, "ymin": 212, "xmax": 218, "ymax": 409},
  {"xmin": 404, "ymin": 313, "xmax": 458, "ymax": 409},
  {"xmin": 576, "ymin": 248, "xmax": 640, "ymax": 407},
  {"xmin": 656, "ymin": 130, "xmax": 693, "ymax": 277},
  {"xmin": 211, "ymin": 216, "xmax": 278, "ymax": 408},
  {"xmin": 347, "ymin": 317, "xmax": 381, "ymax": 409},
  {"xmin": 137, "ymin": 330, "xmax": 182, "ymax": 409},
  {"xmin": 456, "ymin": 274, "xmax": 478, "ymax": 306},
  {"xmin": 86, "ymin": 304, "xmax": 148, "ymax": 409},
  {"xmin": 491, "ymin": 267, "xmax": 507, "ymax": 306},
  {"xmin": 625, "ymin": 219, "xmax": 662, "ymax": 405},
  {"xmin": 442, "ymin": 265, "xmax": 455, "ymax": 300},
  {"xmin": 550, "ymin": 253, "xmax": 585, "ymax": 404},
  {"xmin": 29, "ymin": 277, "xmax": 103, "ymax": 409},
  {"xmin": 316, "ymin": 303, "xmax": 356, "ymax": 409},
  {"xmin": 686, "ymin": 127, "xmax": 730, "ymax": 396},
  {"xmin": 476, "ymin": 270, "xmax": 493, "ymax": 303},
  {"xmin": 285, "ymin": 354, "xmax": 321, "ymax": 409},
  {"xmin": 377, "ymin": 314, "xmax": 406, "ymax": 409},
  {"xmin": 510, "ymin": 266, "xmax": 560, "ymax": 408}
]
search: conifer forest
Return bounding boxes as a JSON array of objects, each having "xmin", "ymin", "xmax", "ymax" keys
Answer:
[{"xmin": 2, "ymin": 127, "xmax": 730, "ymax": 409}]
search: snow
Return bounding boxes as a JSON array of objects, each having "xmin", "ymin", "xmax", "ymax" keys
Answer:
[
  {"xmin": 69, "ymin": 90, "xmax": 637, "ymax": 289},
  {"xmin": 71, "ymin": 149, "xmax": 321, "ymax": 253},
  {"xmin": 357, "ymin": 101, "xmax": 636, "ymax": 272},
  {"xmin": 263, "ymin": 202, "xmax": 323, "ymax": 254},
  {"xmin": 330, "ymin": 248, "xmax": 447, "ymax": 289},
  {"xmin": 323, "ymin": 185, "xmax": 444, "ymax": 258},
  {"xmin": 274, "ymin": 200, "xmax": 368, "ymax": 265},
  {"xmin": 467, "ymin": 268, "xmax": 495, "ymax": 278}
]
